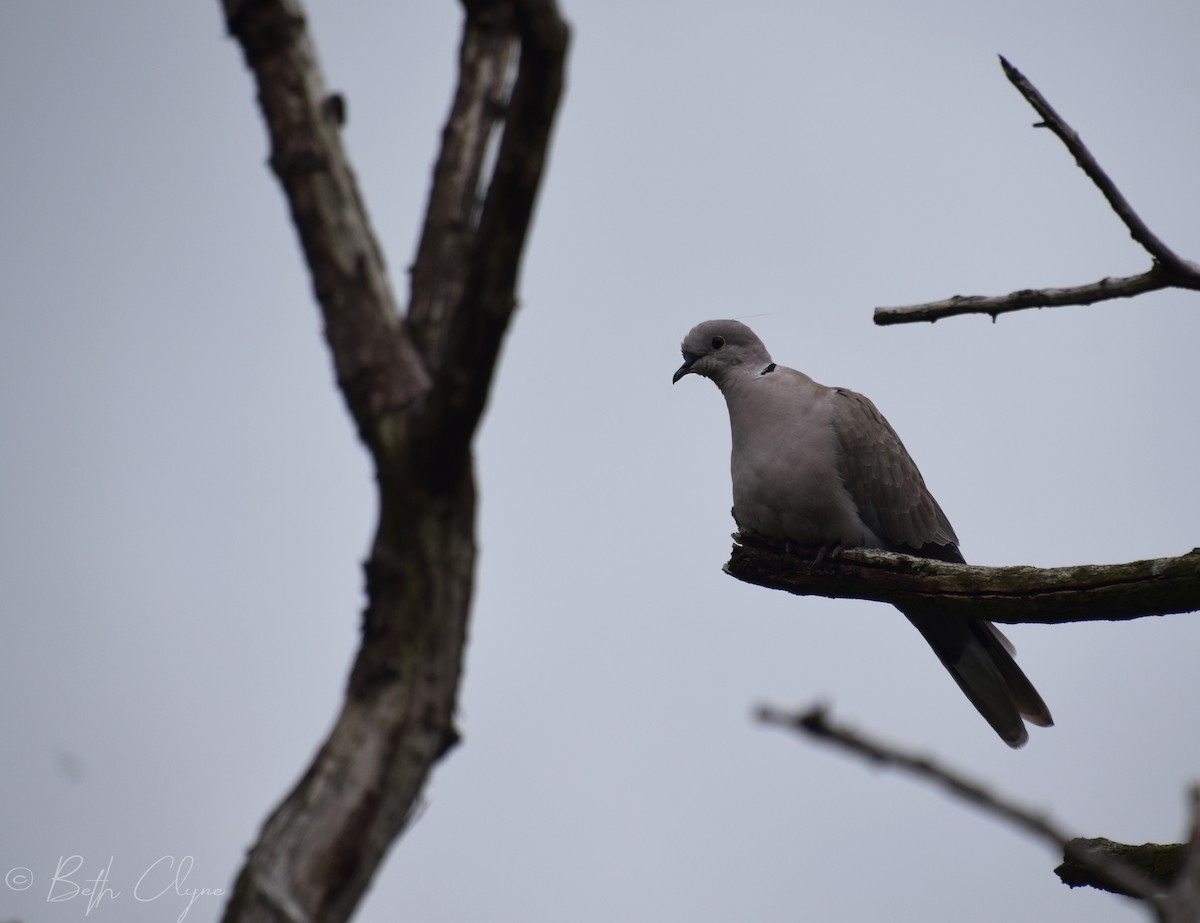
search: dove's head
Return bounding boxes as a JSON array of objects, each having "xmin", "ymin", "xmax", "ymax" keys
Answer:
[{"xmin": 672, "ymin": 319, "xmax": 773, "ymax": 386}]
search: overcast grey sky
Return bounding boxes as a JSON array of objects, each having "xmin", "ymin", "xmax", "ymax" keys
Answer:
[{"xmin": 3, "ymin": 2, "xmax": 1199, "ymax": 922}]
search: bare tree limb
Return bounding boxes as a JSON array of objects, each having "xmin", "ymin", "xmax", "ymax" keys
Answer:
[
  {"xmin": 217, "ymin": 2, "xmax": 568, "ymax": 922},
  {"xmin": 873, "ymin": 267, "xmax": 1173, "ymax": 326},
  {"xmin": 220, "ymin": 0, "xmax": 433, "ymax": 444},
  {"xmin": 996, "ymin": 57, "xmax": 1191, "ymax": 278},
  {"xmin": 407, "ymin": 0, "xmax": 569, "ymax": 483},
  {"xmin": 759, "ymin": 704, "xmax": 1176, "ymax": 918},
  {"xmin": 725, "ymin": 531, "xmax": 1200, "ymax": 624},
  {"xmin": 875, "ymin": 57, "xmax": 1200, "ymax": 327}
]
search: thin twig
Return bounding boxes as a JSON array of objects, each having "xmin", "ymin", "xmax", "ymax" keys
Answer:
[
  {"xmin": 998, "ymin": 57, "xmax": 1188, "ymax": 276},
  {"xmin": 873, "ymin": 268, "xmax": 1170, "ymax": 325},
  {"xmin": 875, "ymin": 58, "xmax": 1200, "ymax": 326},
  {"xmin": 759, "ymin": 704, "xmax": 1166, "ymax": 912}
]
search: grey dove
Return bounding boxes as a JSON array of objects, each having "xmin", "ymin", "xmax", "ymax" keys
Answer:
[{"xmin": 673, "ymin": 319, "xmax": 1052, "ymax": 747}]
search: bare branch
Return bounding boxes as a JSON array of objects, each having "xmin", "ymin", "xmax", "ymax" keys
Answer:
[
  {"xmin": 407, "ymin": 3, "xmax": 519, "ymax": 369},
  {"xmin": 873, "ymin": 267, "xmax": 1172, "ymax": 326},
  {"xmin": 725, "ymin": 532, "xmax": 1200, "ymax": 625},
  {"xmin": 220, "ymin": 0, "xmax": 432, "ymax": 449},
  {"xmin": 759, "ymin": 704, "xmax": 1167, "ymax": 911},
  {"xmin": 875, "ymin": 58, "xmax": 1200, "ymax": 327},
  {"xmin": 998, "ymin": 57, "xmax": 1189, "ymax": 276},
  {"xmin": 408, "ymin": 0, "xmax": 570, "ymax": 481},
  {"xmin": 217, "ymin": 2, "xmax": 568, "ymax": 922}
]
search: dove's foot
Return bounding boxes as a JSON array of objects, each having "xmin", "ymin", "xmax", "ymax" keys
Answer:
[{"xmin": 812, "ymin": 542, "xmax": 844, "ymax": 569}]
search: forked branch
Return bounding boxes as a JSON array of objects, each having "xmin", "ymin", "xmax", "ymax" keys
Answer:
[
  {"xmin": 875, "ymin": 57, "xmax": 1200, "ymax": 326},
  {"xmin": 217, "ymin": 2, "xmax": 568, "ymax": 922}
]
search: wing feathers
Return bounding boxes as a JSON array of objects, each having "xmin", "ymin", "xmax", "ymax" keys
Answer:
[{"xmin": 829, "ymin": 388, "xmax": 958, "ymax": 552}]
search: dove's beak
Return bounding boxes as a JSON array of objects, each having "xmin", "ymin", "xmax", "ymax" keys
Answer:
[{"xmin": 672, "ymin": 357, "xmax": 697, "ymax": 384}]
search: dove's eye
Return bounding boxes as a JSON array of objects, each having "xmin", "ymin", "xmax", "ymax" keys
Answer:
[{"xmin": 711, "ymin": 336, "xmax": 726, "ymax": 350}]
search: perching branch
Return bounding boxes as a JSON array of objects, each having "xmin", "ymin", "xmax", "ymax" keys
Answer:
[
  {"xmin": 217, "ymin": 2, "xmax": 568, "ymax": 923},
  {"xmin": 875, "ymin": 57, "xmax": 1200, "ymax": 326},
  {"xmin": 725, "ymin": 531, "xmax": 1200, "ymax": 625},
  {"xmin": 759, "ymin": 704, "xmax": 1200, "ymax": 922}
]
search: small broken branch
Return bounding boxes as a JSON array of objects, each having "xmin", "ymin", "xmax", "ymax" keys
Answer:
[
  {"xmin": 875, "ymin": 57, "xmax": 1200, "ymax": 326},
  {"xmin": 1056, "ymin": 838, "xmax": 1185, "ymax": 897},
  {"xmin": 725, "ymin": 531, "xmax": 1200, "ymax": 624},
  {"xmin": 1057, "ymin": 792, "xmax": 1200, "ymax": 911}
]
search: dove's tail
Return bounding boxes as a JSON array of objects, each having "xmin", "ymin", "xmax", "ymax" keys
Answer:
[{"xmin": 901, "ymin": 607, "xmax": 1054, "ymax": 748}]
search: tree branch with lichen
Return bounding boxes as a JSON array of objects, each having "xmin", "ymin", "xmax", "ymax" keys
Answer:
[{"xmin": 726, "ymin": 531, "xmax": 1200, "ymax": 624}]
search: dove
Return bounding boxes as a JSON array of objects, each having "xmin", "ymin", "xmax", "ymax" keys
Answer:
[{"xmin": 673, "ymin": 319, "xmax": 1052, "ymax": 747}]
